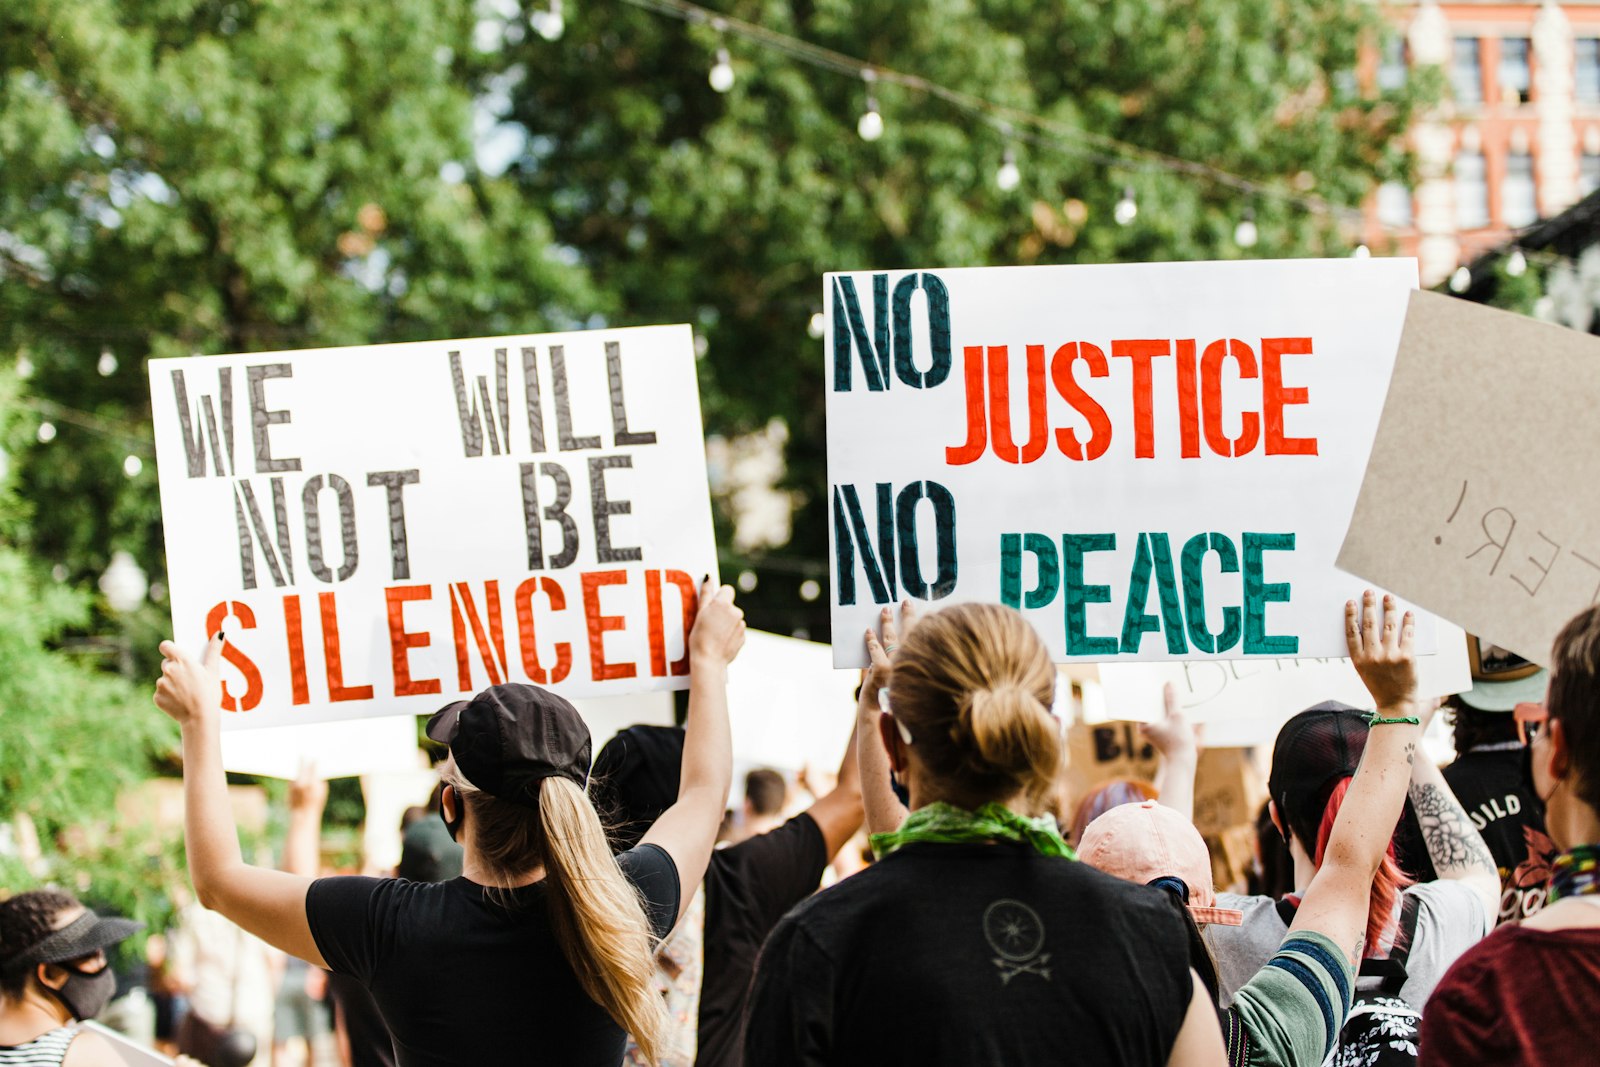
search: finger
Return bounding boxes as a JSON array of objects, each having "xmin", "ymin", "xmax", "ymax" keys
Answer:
[
  {"xmin": 1163, "ymin": 681, "xmax": 1179, "ymax": 719},
  {"xmin": 1381, "ymin": 594, "xmax": 1399, "ymax": 653},
  {"xmin": 716, "ymin": 584, "xmax": 736, "ymax": 604},
  {"xmin": 865, "ymin": 628, "xmax": 889, "ymax": 666},
  {"xmin": 1360, "ymin": 589, "xmax": 1378, "ymax": 654},
  {"xmin": 158, "ymin": 640, "xmax": 185, "ymax": 663},
  {"xmin": 900, "ymin": 598, "xmax": 921, "ymax": 629},
  {"xmin": 201, "ymin": 631, "xmax": 225, "ymax": 669},
  {"xmin": 1344, "ymin": 599, "xmax": 1360, "ymax": 659},
  {"xmin": 1399, "ymin": 610, "xmax": 1416, "ymax": 658},
  {"xmin": 879, "ymin": 605, "xmax": 898, "ymax": 646}
]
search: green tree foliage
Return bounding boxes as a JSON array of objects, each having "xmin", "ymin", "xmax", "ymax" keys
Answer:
[
  {"xmin": 505, "ymin": 0, "xmax": 1435, "ymax": 633},
  {"xmin": 0, "ymin": 0, "xmax": 606, "ymax": 601}
]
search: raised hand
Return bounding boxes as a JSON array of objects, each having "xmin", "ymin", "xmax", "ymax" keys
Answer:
[
  {"xmin": 689, "ymin": 577, "xmax": 746, "ymax": 667},
  {"xmin": 153, "ymin": 633, "xmax": 224, "ymax": 727},
  {"xmin": 1345, "ymin": 590, "xmax": 1417, "ymax": 712}
]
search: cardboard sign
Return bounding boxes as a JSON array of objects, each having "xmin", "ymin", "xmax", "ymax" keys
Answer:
[
  {"xmin": 825, "ymin": 258, "xmax": 1428, "ymax": 667},
  {"xmin": 1338, "ymin": 291, "xmax": 1600, "ymax": 665},
  {"xmin": 150, "ymin": 327, "xmax": 716, "ymax": 729},
  {"xmin": 1097, "ymin": 620, "xmax": 1472, "ymax": 731},
  {"xmin": 1063, "ymin": 721, "xmax": 1160, "ymax": 807}
]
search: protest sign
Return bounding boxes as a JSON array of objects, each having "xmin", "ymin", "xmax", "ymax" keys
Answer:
[
  {"xmin": 1062, "ymin": 721, "xmax": 1159, "ymax": 807},
  {"xmin": 825, "ymin": 258, "xmax": 1427, "ymax": 667},
  {"xmin": 727, "ymin": 630, "xmax": 859, "ymax": 773},
  {"xmin": 150, "ymin": 326, "xmax": 716, "ymax": 729},
  {"xmin": 220, "ymin": 715, "xmax": 422, "ymax": 780},
  {"xmin": 1096, "ymin": 620, "xmax": 1471, "ymax": 731},
  {"xmin": 1338, "ymin": 290, "xmax": 1600, "ymax": 665}
]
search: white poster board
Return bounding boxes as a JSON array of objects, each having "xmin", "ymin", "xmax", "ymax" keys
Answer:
[
  {"xmin": 150, "ymin": 326, "xmax": 716, "ymax": 729},
  {"xmin": 727, "ymin": 630, "xmax": 859, "ymax": 773},
  {"xmin": 824, "ymin": 259, "xmax": 1429, "ymax": 667}
]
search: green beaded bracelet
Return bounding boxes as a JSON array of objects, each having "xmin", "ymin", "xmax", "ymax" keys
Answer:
[{"xmin": 1369, "ymin": 715, "xmax": 1420, "ymax": 726}]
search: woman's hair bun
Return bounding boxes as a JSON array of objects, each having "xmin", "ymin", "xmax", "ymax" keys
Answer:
[{"xmin": 959, "ymin": 682, "xmax": 1057, "ymax": 785}]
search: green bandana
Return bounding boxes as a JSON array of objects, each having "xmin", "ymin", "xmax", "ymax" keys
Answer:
[{"xmin": 870, "ymin": 801, "xmax": 1077, "ymax": 860}]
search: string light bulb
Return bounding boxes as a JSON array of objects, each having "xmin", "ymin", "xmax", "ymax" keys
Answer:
[
  {"xmin": 995, "ymin": 148, "xmax": 1020, "ymax": 191},
  {"xmin": 1352, "ymin": 244, "xmax": 1371, "ymax": 259},
  {"xmin": 857, "ymin": 94, "xmax": 883, "ymax": 141},
  {"xmin": 1113, "ymin": 186, "xmax": 1138, "ymax": 226},
  {"xmin": 97, "ymin": 348, "xmax": 118, "ymax": 376},
  {"xmin": 808, "ymin": 311, "xmax": 826, "ymax": 339},
  {"xmin": 122, "ymin": 454, "xmax": 142, "ymax": 478},
  {"xmin": 36, "ymin": 421, "xmax": 56, "ymax": 443},
  {"xmin": 1449, "ymin": 265, "xmax": 1472, "ymax": 293},
  {"xmin": 1233, "ymin": 208, "xmax": 1258, "ymax": 249},
  {"xmin": 709, "ymin": 47, "xmax": 735, "ymax": 93},
  {"xmin": 530, "ymin": 0, "xmax": 564, "ymax": 41},
  {"xmin": 1506, "ymin": 249, "xmax": 1528, "ymax": 277}
]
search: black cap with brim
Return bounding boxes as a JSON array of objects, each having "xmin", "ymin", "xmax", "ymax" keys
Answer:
[
  {"xmin": 1268, "ymin": 701, "xmax": 1368, "ymax": 839},
  {"xmin": 0, "ymin": 910, "xmax": 142, "ymax": 974},
  {"xmin": 426, "ymin": 684, "xmax": 591, "ymax": 807}
]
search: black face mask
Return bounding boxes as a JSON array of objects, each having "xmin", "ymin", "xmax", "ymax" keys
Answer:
[
  {"xmin": 45, "ymin": 963, "xmax": 116, "ymax": 1021},
  {"xmin": 889, "ymin": 767, "xmax": 911, "ymax": 809},
  {"xmin": 1521, "ymin": 745, "xmax": 1548, "ymax": 823}
]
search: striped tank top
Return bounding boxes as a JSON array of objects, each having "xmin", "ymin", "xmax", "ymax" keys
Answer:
[{"xmin": 0, "ymin": 1025, "xmax": 77, "ymax": 1067}]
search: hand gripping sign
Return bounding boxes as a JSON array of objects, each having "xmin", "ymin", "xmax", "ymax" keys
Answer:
[
  {"xmin": 150, "ymin": 325, "xmax": 717, "ymax": 728},
  {"xmin": 824, "ymin": 259, "xmax": 1433, "ymax": 667}
]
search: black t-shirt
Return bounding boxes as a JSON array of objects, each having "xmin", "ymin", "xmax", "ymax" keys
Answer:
[
  {"xmin": 744, "ymin": 841, "xmax": 1194, "ymax": 1067},
  {"xmin": 1442, "ymin": 746, "xmax": 1557, "ymax": 923},
  {"xmin": 307, "ymin": 843, "xmax": 680, "ymax": 1067},
  {"xmin": 326, "ymin": 971, "xmax": 396, "ymax": 1067},
  {"xmin": 695, "ymin": 813, "xmax": 828, "ymax": 1067}
]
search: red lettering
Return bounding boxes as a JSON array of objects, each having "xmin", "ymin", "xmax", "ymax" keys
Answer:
[
  {"xmin": 988, "ymin": 345, "xmax": 1048, "ymax": 464},
  {"xmin": 1261, "ymin": 337, "xmax": 1318, "ymax": 456},
  {"xmin": 645, "ymin": 569, "xmax": 700, "ymax": 677},
  {"xmin": 582, "ymin": 570, "xmax": 636, "ymax": 681},
  {"xmin": 204, "ymin": 601, "xmax": 264, "ymax": 712},
  {"xmin": 1200, "ymin": 339, "xmax": 1261, "ymax": 458},
  {"xmin": 946, "ymin": 345, "xmax": 988, "ymax": 465},
  {"xmin": 1050, "ymin": 342, "xmax": 1111, "ymax": 461},
  {"xmin": 319, "ymin": 592, "xmax": 374, "ymax": 702},
  {"xmin": 282, "ymin": 595, "xmax": 310, "ymax": 706},
  {"xmin": 514, "ymin": 577, "xmax": 571, "ymax": 684},
  {"xmin": 1110, "ymin": 339, "xmax": 1170, "ymax": 459},
  {"xmin": 1175, "ymin": 338, "xmax": 1200, "ymax": 459},
  {"xmin": 386, "ymin": 585, "xmax": 441, "ymax": 697}
]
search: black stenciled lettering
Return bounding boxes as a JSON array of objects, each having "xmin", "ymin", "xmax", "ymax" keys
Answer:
[
  {"xmin": 302, "ymin": 474, "xmax": 359, "ymax": 583},
  {"xmin": 246, "ymin": 364, "xmax": 301, "ymax": 473},
  {"xmin": 449, "ymin": 351, "xmax": 484, "ymax": 457},
  {"xmin": 605, "ymin": 341, "xmax": 657, "ymax": 447},
  {"xmin": 367, "ymin": 470, "xmax": 420, "ymax": 580},
  {"xmin": 589, "ymin": 455, "xmax": 642, "ymax": 563},
  {"xmin": 521, "ymin": 461, "xmax": 579, "ymax": 569},
  {"xmin": 550, "ymin": 345, "xmax": 601, "ymax": 452},
  {"xmin": 233, "ymin": 478, "xmax": 295, "ymax": 588},
  {"xmin": 522, "ymin": 347, "xmax": 546, "ymax": 453},
  {"xmin": 171, "ymin": 368, "xmax": 234, "ymax": 478}
]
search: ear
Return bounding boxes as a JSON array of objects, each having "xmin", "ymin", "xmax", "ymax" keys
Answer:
[
  {"xmin": 1267, "ymin": 800, "xmax": 1286, "ymax": 839},
  {"xmin": 36, "ymin": 962, "xmax": 67, "ymax": 992},
  {"xmin": 877, "ymin": 714, "xmax": 906, "ymax": 774},
  {"xmin": 440, "ymin": 783, "xmax": 457, "ymax": 823},
  {"xmin": 1547, "ymin": 717, "xmax": 1572, "ymax": 781}
]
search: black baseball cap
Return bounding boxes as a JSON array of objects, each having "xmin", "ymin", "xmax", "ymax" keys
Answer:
[
  {"xmin": 0, "ymin": 909, "xmax": 142, "ymax": 975},
  {"xmin": 1267, "ymin": 701, "xmax": 1369, "ymax": 843},
  {"xmin": 426, "ymin": 684, "xmax": 592, "ymax": 808}
]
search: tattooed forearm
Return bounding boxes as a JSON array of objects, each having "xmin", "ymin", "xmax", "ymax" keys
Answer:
[{"xmin": 1411, "ymin": 782, "xmax": 1495, "ymax": 873}]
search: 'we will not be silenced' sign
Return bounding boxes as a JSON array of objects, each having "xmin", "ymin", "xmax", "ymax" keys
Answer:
[
  {"xmin": 825, "ymin": 258, "xmax": 1433, "ymax": 668},
  {"xmin": 150, "ymin": 326, "xmax": 717, "ymax": 729}
]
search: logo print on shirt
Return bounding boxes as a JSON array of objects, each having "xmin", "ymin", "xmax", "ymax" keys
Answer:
[{"xmin": 982, "ymin": 899, "xmax": 1051, "ymax": 984}]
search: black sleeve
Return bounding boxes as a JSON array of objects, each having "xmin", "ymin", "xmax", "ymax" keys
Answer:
[
  {"xmin": 618, "ymin": 842, "xmax": 682, "ymax": 939},
  {"xmin": 743, "ymin": 913, "xmax": 835, "ymax": 1067},
  {"xmin": 723, "ymin": 813, "xmax": 829, "ymax": 932},
  {"xmin": 306, "ymin": 876, "xmax": 389, "ymax": 981}
]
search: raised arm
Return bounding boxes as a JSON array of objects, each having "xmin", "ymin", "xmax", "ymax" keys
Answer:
[
  {"xmin": 1145, "ymin": 683, "xmax": 1199, "ymax": 822},
  {"xmin": 857, "ymin": 604, "xmax": 913, "ymax": 837},
  {"xmin": 640, "ymin": 579, "xmax": 744, "ymax": 918},
  {"xmin": 1288, "ymin": 591, "xmax": 1422, "ymax": 964},
  {"xmin": 1406, "ymin": 713, "xmax": 1501, "ymax": 918},
  {"xmin": 282, "ymin": 763, "xmax": 328, "ymax": 879},
  {"xmin": 803, "ymin": 718, "xmax": 864, "ymax": 859},
  {"xmin": 154, "ymin": 635, "xmax": 326, "ymax": 968}
]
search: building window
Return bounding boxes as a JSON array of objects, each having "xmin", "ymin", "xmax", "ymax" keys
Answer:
[
  {"xmin": 1378, "ymin": 36, "xmax": 1408, "ymax": 92},
  {"xmin": 1376, "ymin": 181, "xmax": 1413, "ymax": 227},
  {"xmin": 1500, "ymin": 38, "xmax": 1531, "ymax": 104},
  {"xmin": 1453, "ymin": 37, "xmax": 1483, "ymax": 104},
  {"xmin": 1456, "ymin": 150, "xmax": 1490, "ymax": 228},
  {"xmin": 1503, "ymin": 152, "xmax": 1537, "ymax": 226},
  {"xmin": 1581, "ymin": 153, "xmax": 1600, "ymax": 197},
  {"xmin": 1578, "ymin": 39, "xmax": 1600, "ymax": 104}
]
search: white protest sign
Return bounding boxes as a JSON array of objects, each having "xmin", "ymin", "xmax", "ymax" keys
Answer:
[
  {"xmin": 727, "ymin": 630, "xmax": 859, "ymax": 773},
  {"xmin": 825, "ymin": 259, "xmax": 1429, "ymax": 667},
  {"xmin": 1097, "ymin": 621, "xmax": 1471, "ymax": 728},
  {"xmin": 1338, "ymin": 291, "xmax": 1600, "ymax": 664},
  {"xmin": 220, "ymin": 715, "xmax": 422, "ymax": 780},
  {"xmin": 150, "ymin": 326, "xmax": 716, "ymax": 729}
]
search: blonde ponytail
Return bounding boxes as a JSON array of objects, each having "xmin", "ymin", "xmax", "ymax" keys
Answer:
[
  {"xmin": 959, "ymin": 683, "xmax": 1060, "ymax": 809},
  {"xmin": 538, "ymin": 776, "xmax": 669, "ymax": 1065}
]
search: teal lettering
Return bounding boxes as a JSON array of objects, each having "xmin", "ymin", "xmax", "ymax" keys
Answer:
[
  {"xmin": 1180, "ymin": 532, "xmax": 1242, "ymax": 653},
  {"xmin": 1243, "ymin": 532, "xmax": 1297, "ymax": 654},
  {"xmin": 1063, "ymin": 533, "xmax": 1119, "ymax": 655}
]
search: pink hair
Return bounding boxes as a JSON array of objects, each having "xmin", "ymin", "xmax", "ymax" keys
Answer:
[{"xmin": 1313, "ymin": 777, "xmax": 1414, "ymax": 954}]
